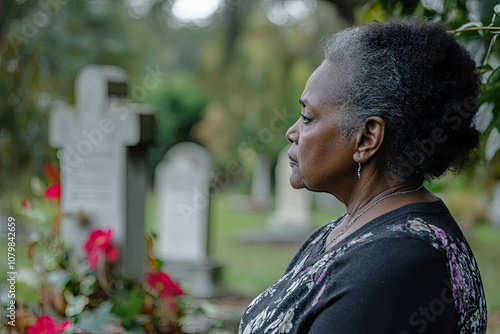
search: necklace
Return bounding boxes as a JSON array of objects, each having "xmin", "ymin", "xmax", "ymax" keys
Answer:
[{"xmin": 322, "ymin": 184, "xmax": 424, "ymax": 252}]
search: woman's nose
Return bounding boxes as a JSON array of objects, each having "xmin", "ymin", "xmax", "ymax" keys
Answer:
[{"xmin": 286, "ymin": 120, "xmax": 299, "ymax": 144}]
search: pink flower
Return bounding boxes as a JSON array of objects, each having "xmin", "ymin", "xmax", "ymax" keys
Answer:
[
  {"xmin": 429, "ymin": 224, "xmax": 448, "ymax": 247},
  {"xmin": 146, "ymin": 271, "xmax": 183, "ymax": 312},
  {"xmin": 45, "ymin": 184, "xmax": 61, "ymax": 200},
  {"xmin": 26, "ymin": 315, "xmax": 71, "ymax": 334},
  {"xmin": 82, "ymin": 229, "xmax": 119, "ymax": 270}
]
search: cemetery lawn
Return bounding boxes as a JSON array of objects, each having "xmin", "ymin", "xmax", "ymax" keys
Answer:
[{"xmin": 208, "ymin": 193, "xmax": 343, "ymax": 295}]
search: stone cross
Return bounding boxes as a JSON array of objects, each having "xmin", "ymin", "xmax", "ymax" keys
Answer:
[{"xmin": 48, "ymin": 65, "xmax": 155, "ymax": 279}]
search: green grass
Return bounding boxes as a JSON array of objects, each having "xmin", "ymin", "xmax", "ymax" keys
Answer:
[
  {"xmin": 209, "ymin": 198, "xmax": 301, "ymax": 294},
  {"xmin": 470, "ymin": 223, "xmax": 500, "ymax": 312},
  {"xmin": 208, "ymin": 193, "xmax": 343, "ymax": 295}
]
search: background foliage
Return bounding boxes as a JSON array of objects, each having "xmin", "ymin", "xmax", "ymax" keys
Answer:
[{"xmin": 1, "ymin": 0, "xmax": 500, "ymax": 208}]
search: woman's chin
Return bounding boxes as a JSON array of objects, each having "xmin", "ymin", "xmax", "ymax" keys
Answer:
[{"xmin": 289, "ymin": 174, "xmax": 306, "ymax": 189}]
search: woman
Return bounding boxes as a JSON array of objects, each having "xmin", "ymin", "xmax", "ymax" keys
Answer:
[{"xmin": 239, "ymin": 19, "xmax": 487, "ymax": 333}]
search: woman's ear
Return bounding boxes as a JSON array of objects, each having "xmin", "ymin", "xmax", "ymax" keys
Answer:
[{"xmin": 353, "ymin": 116, "xmax": 385, "ymax": 163}]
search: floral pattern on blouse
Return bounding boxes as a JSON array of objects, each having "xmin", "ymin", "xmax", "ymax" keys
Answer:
[
  {"xmin": 389, "ymin": 218, "xmax": 487, "ymax": 333},
  {"xmin": 239, "ymin": 211, "xmax": 487, "ymax": 334}
]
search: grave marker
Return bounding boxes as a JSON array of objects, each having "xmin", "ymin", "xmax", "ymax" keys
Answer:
[
  {"xmin": 155, "ymin": 142, "xmax": 221, "ymax": 297},
  {"xmin": 267, "ymin": 146, "xmax": 314, "ymax": 237},
  {"xmin": 48, "ymin": 65, "xmax": 155, "ymax": 279}
]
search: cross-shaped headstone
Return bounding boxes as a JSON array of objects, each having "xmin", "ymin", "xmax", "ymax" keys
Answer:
[{"xmin": 49, "ymin": 65, "xmax": 154, "ymax": 279}]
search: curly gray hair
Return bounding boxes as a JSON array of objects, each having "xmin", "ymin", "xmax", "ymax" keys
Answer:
[{"xmin": 321, "ymin": 19, "xmax": 480, "ymax": 182}]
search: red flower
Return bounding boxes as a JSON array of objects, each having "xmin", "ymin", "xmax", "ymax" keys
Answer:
[
  {"xmin": 22, "ymin": 198, "xmax": 29, "ymax": 211},
  {"xmin": 26, "ymin": 315, "xmax": 71, "ymax": 334},
  {"xmin": 82, "ymin": 229, "xmax": 119, "ymax": 270},
  {"xmin": 146, "ymin": 271, "xmax": 183, "ymax": 312},
  {"xmin": 44, "ymin": 163, "xmax": 61, "ymax": 200},
  {"xmin": 45, "ymin": 184, "xmax": 61, "ymax": 200},
  {"xmin": 44, "ymin": 163, "xmax": 60, "ymax": 183}
]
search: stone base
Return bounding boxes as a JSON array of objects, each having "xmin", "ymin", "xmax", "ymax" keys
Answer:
[
  {"xmin": 230, "ymin": 194, "xmax": 271, "ymax": 212},
  {"xmin": 163, "ymin": 259, "xmax": 223, "ymax": 298}
]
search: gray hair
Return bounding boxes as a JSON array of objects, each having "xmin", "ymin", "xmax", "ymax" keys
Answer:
[{"xmin": 321, "ymin": 19, "xmax": 480, "ymax": 182}]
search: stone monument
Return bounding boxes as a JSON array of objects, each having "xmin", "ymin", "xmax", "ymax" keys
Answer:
[
  {"xmin": 48, "ymin": 65, "xmax": 155, "ymax": 279},
  {"xmin": 266, "ymin": 146, "xmax": 314, "ymax": 238},
  {"xmin": 155, "ymin": 142, "xmax": 221, "ymax": 297},
  {"xmin": 239, "ymin": 146, "xmax": 314, "ymax": 243}
]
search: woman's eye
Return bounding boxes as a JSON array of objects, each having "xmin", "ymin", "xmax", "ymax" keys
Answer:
[{"xmin": 300, "ymin": 113, "xmax": 312, "ymax": 124}]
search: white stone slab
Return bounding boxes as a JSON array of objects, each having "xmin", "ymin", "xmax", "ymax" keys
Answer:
[
  {"xmin": 268, "ymin": 146, "xmax": 313, "ymax": 232},
  {"xmin": 155, "ymin": 142, "xmax": 213, "ymax": 264}
]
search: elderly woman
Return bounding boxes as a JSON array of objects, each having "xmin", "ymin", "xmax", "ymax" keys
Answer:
[{"xmin": 239, "ymin": 19, "xmax": 487, "ymax": 333}]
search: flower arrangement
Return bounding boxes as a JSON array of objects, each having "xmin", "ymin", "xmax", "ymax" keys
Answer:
[
  {"xmin": 5, "ymin": 163, "xmax": 222, "ymax": 333},
  {"xmin": 12, "ymin": 227, "xmax": 188, "ymax": 333}
]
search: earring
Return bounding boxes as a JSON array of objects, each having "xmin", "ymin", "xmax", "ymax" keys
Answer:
[{"xmin": 357, "ymin": 160, "xmax": 362, "ymax": 178}]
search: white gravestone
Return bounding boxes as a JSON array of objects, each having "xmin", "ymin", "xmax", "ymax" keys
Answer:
[
  {"xmin": 249, "ymin": 155, "xmax": 272, "ymax": 210},
  {"xmin": 239, "ymin": 147, "xmax": 314, "ymax": 243},
  {"xmin": 232, "ymin": 154, "xmax": 271, "ymax": 211},
  {"xmin": 155, "ymin": 142, "xmax": 221, "ymax": 297},
  {"xmin": 48, "ymin": 65, "xmax": 154, "ymax": 279},
  {"xmin": 267, "ymin": 146, "xmax": 314, "ymax": 236}
]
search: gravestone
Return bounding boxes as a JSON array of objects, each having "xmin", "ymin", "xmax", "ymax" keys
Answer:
[
  {"xmin": 240, "ymin": 147, "xmax": 313, "ymax": 243},
  {"xmin": 267, "ymin": 146, "xmax": 314, "ymax": 237},
  {"xmin": 48, "ymin": 65, "xmax": 155, "ymax": 279},
  {"xmin": 155, "ymin": 142, "xmax": 221, "ymax": 297},
  {"xmin": 249, "ymin": 155, "xmax": 272, "ymax": 210},
  {"xmin": 232, "ymin": 155, "xmax": 271, "ymax": 211}
]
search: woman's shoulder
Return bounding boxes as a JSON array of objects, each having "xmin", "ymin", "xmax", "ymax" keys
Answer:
[
  {"xmin": 365, "ymin": 200, "xmax": 467, "ymax": 247},
  {"xmin": 352, "ymin": 204, "xmax": 487, "ymax": 333}
]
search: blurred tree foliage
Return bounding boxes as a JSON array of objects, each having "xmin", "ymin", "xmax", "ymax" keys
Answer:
[
  {"xmin": 0, "ymin": 0, "xmax": 346, "ymax": 209},
  {"xmin": 145, "ymin": 73, "xmax": 206, "ymax": 177},
  {"xmin": 0, "ymin": 1, "xmax": 152, "ymax": 208},
  {"xmin": 2, "ymin": 0, "xmax": 500, "ymax": 211}
]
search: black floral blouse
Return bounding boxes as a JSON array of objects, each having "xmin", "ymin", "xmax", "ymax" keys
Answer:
[{"xmin": 239, "ymin": 200, "xmax": 487, "ymax": 333}]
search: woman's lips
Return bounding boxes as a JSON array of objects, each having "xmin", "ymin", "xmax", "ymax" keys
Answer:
[{"xmin": 288, "ymin": 154, "xmax": 298, "ymax": 166}]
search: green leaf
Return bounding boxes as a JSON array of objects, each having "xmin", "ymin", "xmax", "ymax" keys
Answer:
[
  {"xmin": 477, "ymin": 64, "xmax": 494, "ymax": 71},
  {"xmin": 74, "ymin": 301, "xmax": 122, "ymax": 333},
  {"xmin": 64, "ymin": 292, "xmax": 89, "ymax": 317},
  {"xmin": 110, "ymin": 286, "xmax": 144, "ymax": 323},
  {"xmin": 16, "ymin": 281, "xmax": 39, "ymax": 304},
  {"xmin": 454, "ymin": 21, "xmax": 483, "ymax": 32},
  {"xmin": 47, "ymin": 270, "xmax": 70, "ymax": 290},
  {"xmin": 486, "ymin": 128, "xmax": 500, "ymax": 161},
  {"xmin": 356, "ymin": 1, "xmax": 388, "ymax": 24},
  {"xmin": 80, "ymin": 274, "xmax": 97, "ymax": 296},
  {"xmin": 30, "ymin": 175, "xmax": 45, "ymax": 198},
  {"xmin": 494, "ymin": 4, "xmax": 500, "ymax": 16},
  {"xmin": 487, "ymin": 66, "xmax": 500, "ymax": 85}
]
